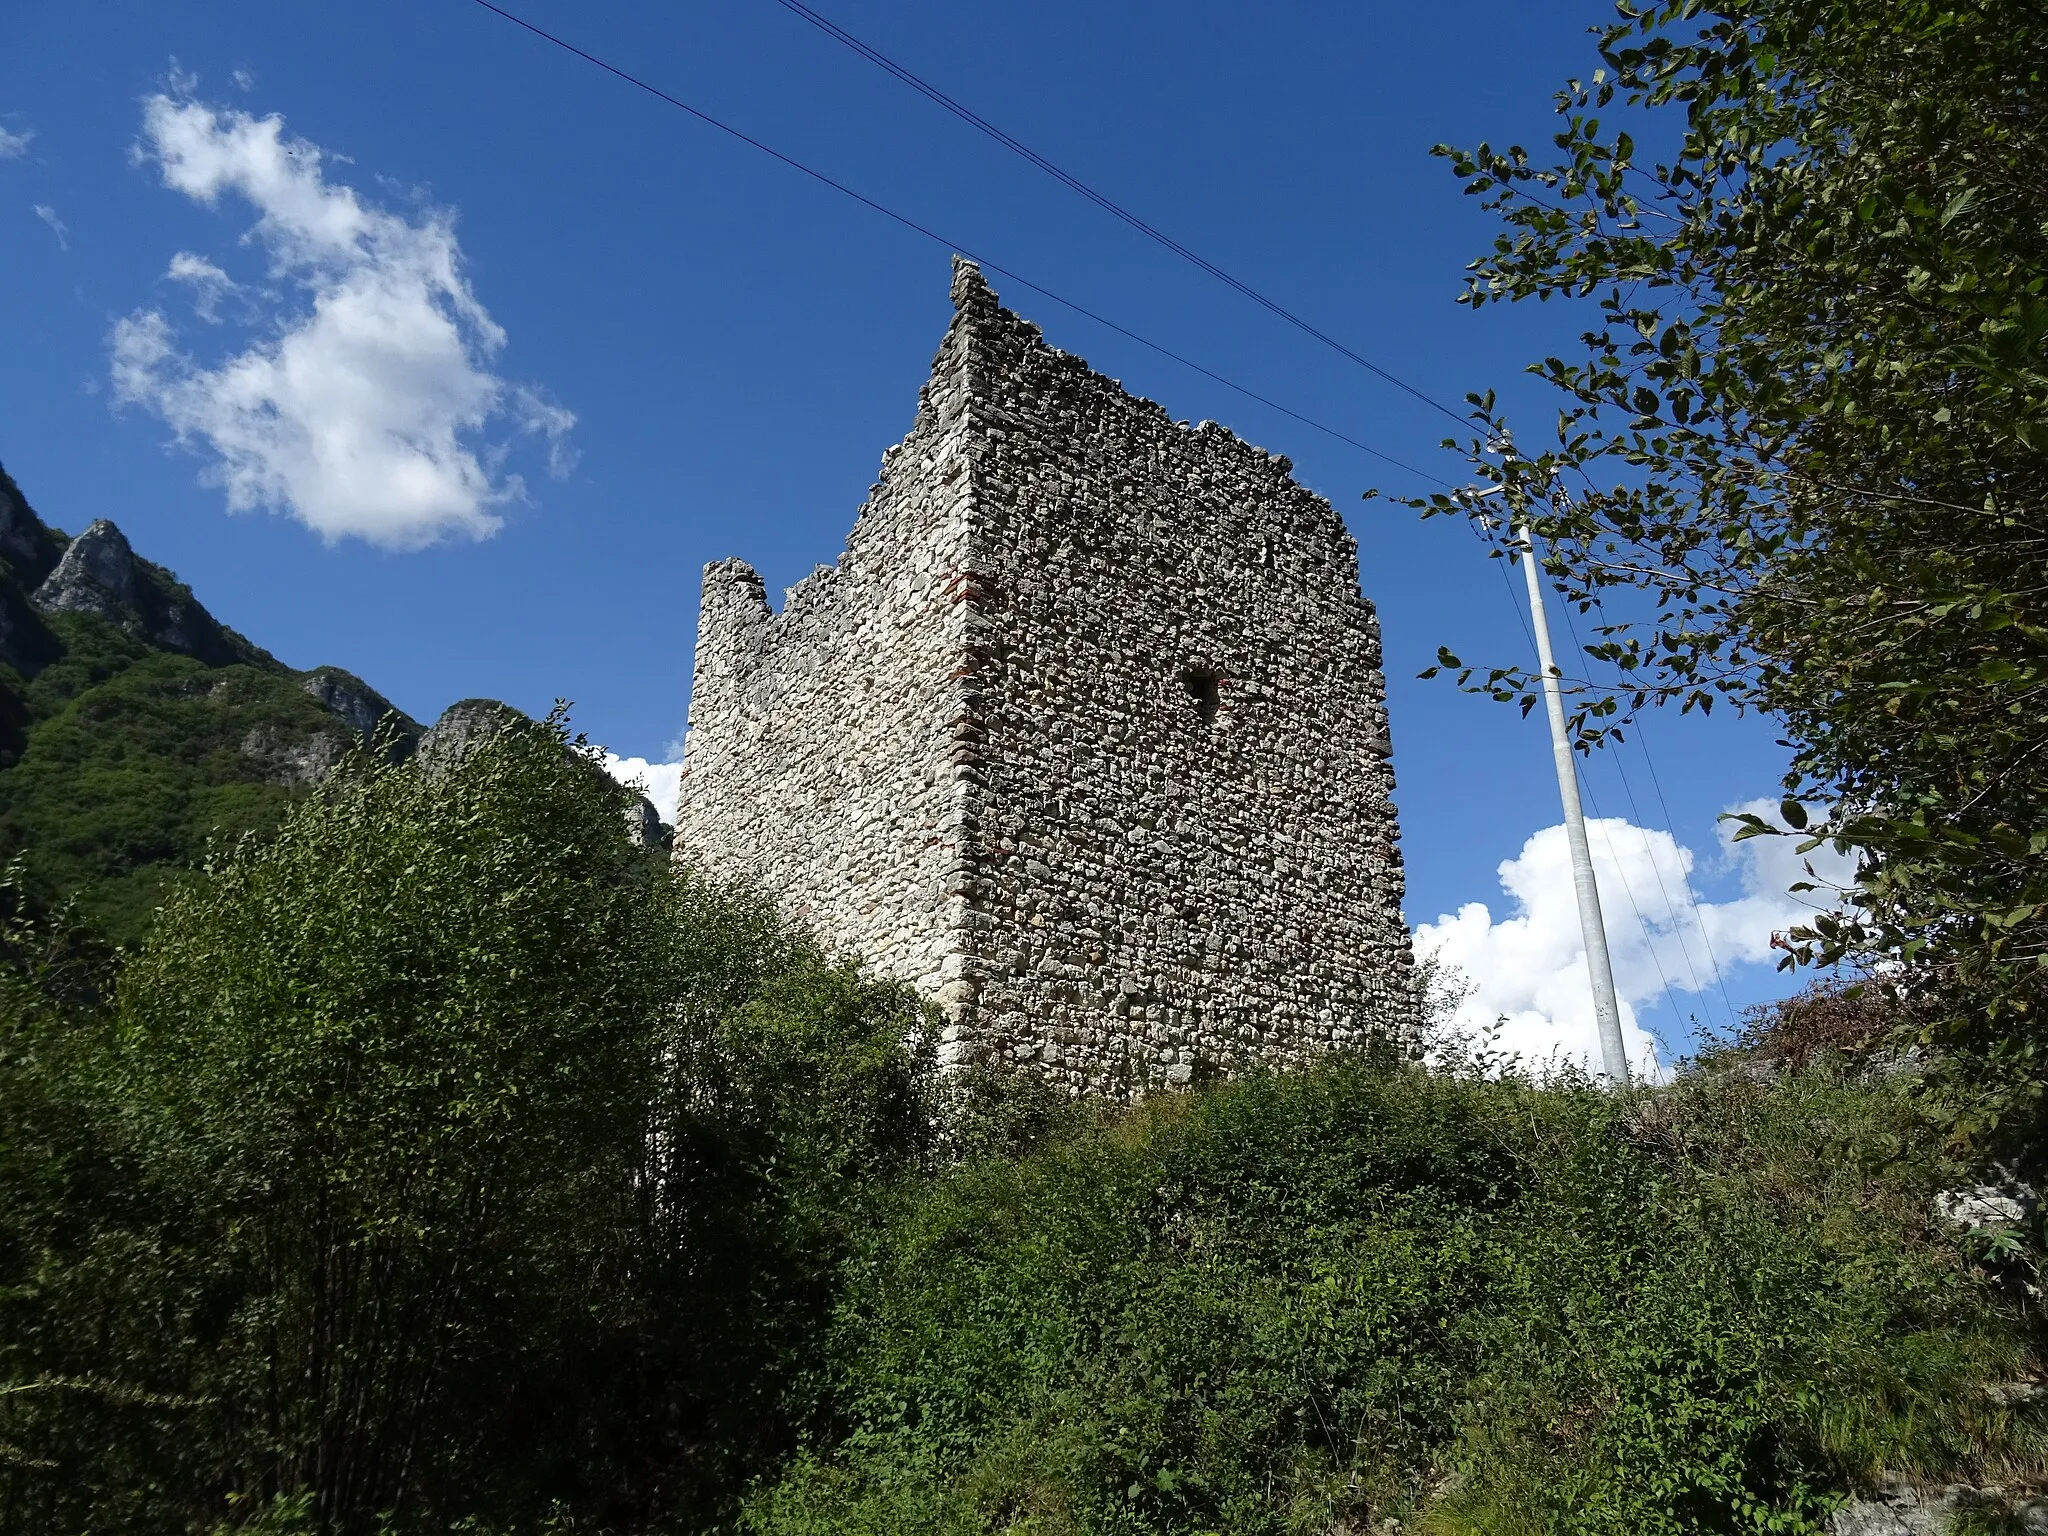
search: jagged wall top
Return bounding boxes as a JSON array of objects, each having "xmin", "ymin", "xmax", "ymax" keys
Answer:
[{"xmin": 674, "ymin": 260, "xmax": 1414, "ymax": 1090}]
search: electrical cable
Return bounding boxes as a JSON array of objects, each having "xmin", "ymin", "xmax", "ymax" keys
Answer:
[
  {"xmin": 1557, "ymin": 605, "xmax": 1711, "ymax": 1006},
  {"xmin": 1636, "ymin": 728, "xmax": 1744, "ymax": 1031},
  {"xmin": 469, "ymin": 0, "xmax": 1721, "ymax": 1056},
  {"xmin": 1575, "ymin": 770, "xmax": 1679, "ymax": 1041},
  {"xmin": 760, "ymin": 0, "xmax": 1475, "ymax": 430},
  {"xmin": 1559, "ymin": 600, "xmax": 1743, "ymax": 1037},
  {"xmin": 1613, "ymin": 756, "xmax": 1716, "ymax": 1011},
  {"xmin": 465, "ymin": 0, "xmax": 1455, "ymax": 487}
]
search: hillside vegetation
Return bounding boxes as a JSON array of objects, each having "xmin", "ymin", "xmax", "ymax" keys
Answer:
[
  {"xmin": 749, "ymin": 1054, "xmax": 2042, "ymax": 1536},
  {"xmin": 0, "ymin": 464, "xmax": 425, "ymax": 944},
  {"xmin": 0, "ymin": 611, "xmax": 380, "ymax": 941},
  {"xmin": 0, "ymin": 723, "xmax": 2040, "ymax": 1534}
]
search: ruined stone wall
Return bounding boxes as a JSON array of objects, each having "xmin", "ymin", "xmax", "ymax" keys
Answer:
[
  {"xmin": 675, "ymin": 260, "xmax": 1414, "ymax": 1090},
  {"xmin": 674, "ymin": 307, "xmax": 980, "ymax": 998}
]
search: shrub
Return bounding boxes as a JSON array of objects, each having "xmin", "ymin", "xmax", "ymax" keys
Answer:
[
  {"xmin": 0, "ymin": 716, "xmax": 937, "ymax": 1534},
  {"xmin": 749, "ymin": 1058, "xmax": 2043, "ymax": 1536}
]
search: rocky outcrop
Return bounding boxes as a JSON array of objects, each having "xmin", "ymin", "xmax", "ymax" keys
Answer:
[
  {"xmin": 300, "ymin": 666, "xmax": 421, "ymax": 757},
  {"xmin": 1831, "ymin": 1480, "xmax": 2048, "ymax": 1533},
  {"xmin": 416, "ymin": 697, "xmax": 535, "ymax": 773},
  {"xmin": 240, "ymin": 723, "xmax": 354, "ymax": 789},
  {"xmin": 1935, "ymin": 1183, "xmax": 2041, "ymax": 1230},
  {"xmin": 32, "ymin": 519, "xmax": 270, "ymax": 670},
  {"xmin": 419, "ymin": 698, "xmax": 669, "ymax": 847},
  {"xmin": 622, "ymin": 793, "xmax": 670, "ymax": 852},
  {"xmin": 0, "ymin": 464, "xmax": 67, "ymax": 593}
]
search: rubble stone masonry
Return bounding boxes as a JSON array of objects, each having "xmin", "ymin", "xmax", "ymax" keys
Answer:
[{"xmin": 674, "ymin": 259, "xmax": 1415, "ymax": 1090}]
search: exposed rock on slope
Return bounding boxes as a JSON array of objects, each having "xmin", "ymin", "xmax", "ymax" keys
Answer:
[
  {"xmin": 420, "ymin": 697, "xmax": 670, "ymax": 850},
  {"xmin": 301, "ymin": 666, "xmax": 419, "ymax": 754},
  {"xmin": 1830, "ymin": 1480, "xmax": 2048, "ymax": 1534},
  {"xmin": 622, "ymin": 793, "xmax": 666, "ymax": 850},
  {"xmin": 32, "ymin": 518, "xmax": 274, "ymax": 671},
  {"xmin": 417, "ymin": 697, "xmax": 534, "ymax": 772}
]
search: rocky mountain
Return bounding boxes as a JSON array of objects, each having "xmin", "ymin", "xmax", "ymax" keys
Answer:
[
  {"xmin": 413, "ymin": 695, "xmax": 672, "ymax": 849},
  {"xmin": 0, "ymin": 461, "xmax": 664, "ymax": 944}
]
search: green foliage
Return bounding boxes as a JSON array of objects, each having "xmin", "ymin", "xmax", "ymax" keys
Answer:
[
  {"xmin": 0, "ymin": 611, "xmax": 343, "ymax": 945},
  {"xmin": 1413, "ymin": 0, "xmax": 2048, "ymax": 1145},
  {"xmin": 749, "ymin": 1059, "xmax": 2041, "ymax": 1536},
  {"xmin": 0, "ymin": 717, "xmax": 936, "ymax": 1534},
  {"xmin": 1, "ymin": 729, "xmax": 2037, "ymax": 1533}
]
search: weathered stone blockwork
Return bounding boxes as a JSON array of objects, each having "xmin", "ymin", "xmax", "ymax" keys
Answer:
[{"xmin": 675, "ymin": 260, "xmax": 1414, "ymax": 1089}]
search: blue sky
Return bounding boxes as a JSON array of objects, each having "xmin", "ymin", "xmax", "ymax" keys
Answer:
[{"xmin": 0, "ymin": 0, "xmax": 1830, "ymax": 1063}]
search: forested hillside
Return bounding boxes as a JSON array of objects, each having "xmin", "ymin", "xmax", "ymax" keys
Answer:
[
  {"xmin": 0, "ymin": 465, "xmax": 671, "ymax": 946},
  {"xmin": 0, "ymin": 463, "xmax": 421, "ymax": 941}
]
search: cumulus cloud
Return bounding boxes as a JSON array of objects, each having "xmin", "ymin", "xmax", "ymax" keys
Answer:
[
  {"xmin": 110, "ymin": 90, "xmax": 573, "ymax": 550},
  {"xmin": 600, "ymin": 753, "xmax": 683, "ymax": 824},
  {"xmin": 33, "ymin": 204, "xmax": 67, "ymax": 249},
  {"xmin": 0, "ymin": 125, "xmax": 31, "ymax": 159},
  {"xmin": 1415, "ymin": 800, "xmax": 1857, "ymax": 1079}
]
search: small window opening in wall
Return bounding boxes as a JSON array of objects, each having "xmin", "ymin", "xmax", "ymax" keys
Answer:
[{"xmin": 1180, "ymin": 666, "xmax": 1222, "ymax": 724}]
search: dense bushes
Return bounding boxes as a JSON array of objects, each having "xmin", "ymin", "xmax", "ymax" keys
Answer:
[
  {"xmin": 0, "ymin": 713, "xmax": 2038, "ymax": 1532},
  {"xmin": 750, "ymin": 1061, "xmax": 2042, "ymax": 1536},
  {"xmin": 0, "ymin": 718, "xmax": 933, "ymax": 1533}
]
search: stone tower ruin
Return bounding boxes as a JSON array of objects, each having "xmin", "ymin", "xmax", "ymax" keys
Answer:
[{"xmin": 674, "ymin": 259, "xmax": 1414, "ymax": 1090}]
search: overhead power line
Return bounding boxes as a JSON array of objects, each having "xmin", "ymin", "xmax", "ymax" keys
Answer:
[
  {"xmin": 1636, "ymin": 735, "xmax": 1741, "ymax": 1032},
  {"xmin": 1557, "ymin": 599, "xmax": 1742, "ymax": 1039},
  {"xmin": 466, "ymin": 0, "xmax": 1453, "ymax": 485},
  {"xmin": 761, "ymin": 0, "xmax": 1475, "ymax": 431}
]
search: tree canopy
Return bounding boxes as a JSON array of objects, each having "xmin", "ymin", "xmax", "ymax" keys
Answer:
[
  {"xmin": 1418, "ymin": 0, "xmax": 2048, "ymax": 1139},
  {"xmin": 0, "ymin": 717, "xmax": 935, "ymax": 1533}
]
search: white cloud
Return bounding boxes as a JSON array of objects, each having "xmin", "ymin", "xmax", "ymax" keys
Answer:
[
  {"xmin": 165, "ymin": 250, "xmax": 239, "ymax": 321},
  {"xmin": 110, "ymin": 91, "xmax": 573, "ymax": 550},
  {"xmin": 33, "ymin": 204, "xmax": 67, "ymax": 250},
  {"xmin": 0, "ymin": 125, "xmax": 31, "ymax": 159},
  {"xmin": 1415, "ymin": 801, "xmax": 1857, "ymax": 1080},
  {"xmin": 231, "ymin": 68, "xmax": 256, "ymax": 92},
  {"xmin": 511, "ymin": 385, "xmax": 580, "ymax": 480},
  {"xmin": 600, "ymin": 753, "xmax": 683, "ymax": 824}
]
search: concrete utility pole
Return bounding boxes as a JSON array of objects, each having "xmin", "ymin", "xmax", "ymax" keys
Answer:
[{"xmin": 1516, "ymin": 519, "xmax": 1632, "ymax": 1086}]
